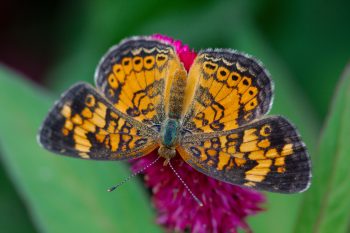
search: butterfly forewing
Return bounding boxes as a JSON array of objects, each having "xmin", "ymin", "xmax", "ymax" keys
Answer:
[
  {"xmin": 95, "ymin": 36, "xmax": 183, "ymax": 129},
  {"xmin": 39, "ymin": 83, "xmax": 159, "ymax": 160},
  {"xmin": 181, "ymin": 49, "xmax": 273, "ymax": 133}
]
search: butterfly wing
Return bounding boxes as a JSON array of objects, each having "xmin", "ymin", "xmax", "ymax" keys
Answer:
[
  {"xmin": 95, "ymin": 36, "xmax": 183, "ymax": 131},
  {"xmin": 38, "ymin": 83, "xmax": 159, "ymax": 160},
  {"xmin": 181, "ymin": 49, "xmax": 273, "ymax": 133},
  {"xmin": 178, "ymin": 116, "xmax": 311, "ymax": 193}
]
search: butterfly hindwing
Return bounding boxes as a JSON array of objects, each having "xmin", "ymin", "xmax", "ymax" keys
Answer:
[
  {"xmin": 38, "ymin": 83, "xmax": 159, "ymax": 160},
  {"xmin": 178, "ymin": 116, "xmax": 311, "ymax": 193},
  {"xmin": 181, "ymin": 49, "xmax": 273, "ymax": 133},
  {"xmin": 95, "ymin": 36, "xmax": 183, "ymax": 128}
]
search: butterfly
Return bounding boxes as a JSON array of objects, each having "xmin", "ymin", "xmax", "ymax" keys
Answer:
[{"xmin": 38, "ymin": 36, "xmax": 311, "ymax": 194}]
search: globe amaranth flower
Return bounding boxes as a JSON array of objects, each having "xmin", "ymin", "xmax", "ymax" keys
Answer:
[{"xmin": 131, "ymin": 34, "xmax": 265, "ymax": 233}]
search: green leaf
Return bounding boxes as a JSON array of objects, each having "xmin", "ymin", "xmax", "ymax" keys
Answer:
[
  {"xmin": 0, "ymin": 65, "xmax": 162, "ymax": 233},
  {"xmin": 294, "ymin": 63, "xmax": 350, "ymax": 233},
  {"xmin": 0, "ymin": 156, "xmax": 37, "ymax": 233}
]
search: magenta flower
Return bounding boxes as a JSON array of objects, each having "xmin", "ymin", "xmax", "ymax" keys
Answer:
[{"xmin": 131, "ymin": 34, "xmax": 265, "ymax": 233}]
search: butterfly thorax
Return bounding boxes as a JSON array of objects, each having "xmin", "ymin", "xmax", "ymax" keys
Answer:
[
  {"xmin": 158, "ymin": 118, "xmax": 179, "ymax": 163},
  {"xmin": 161, "ymin": 118, "xmax": 180, "ymax": 147}
]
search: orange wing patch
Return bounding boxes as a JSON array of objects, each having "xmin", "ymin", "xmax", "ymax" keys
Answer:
[
  {"xmin": 178, "ymin": 116, "xmax": 310, "ymax": 193},
  {"xmin": 95, "ymin": 37, "xmax": 183, "ymax": 128},
  {"xmin": 182, "ymin": 50, "xmax": 273, "ymax": 133},
  {"xmin": 39, "ymin": 83, "xmax": 159, "ymax": 160}
]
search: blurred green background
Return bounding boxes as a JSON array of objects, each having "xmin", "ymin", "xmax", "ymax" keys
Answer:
[{"xmin": 0, "ymin": 0, "xmax": 349, "ymax": 233}]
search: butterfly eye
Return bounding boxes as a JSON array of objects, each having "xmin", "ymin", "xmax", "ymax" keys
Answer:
[{"xmin": 85, "ymin": 94, "xmax": 96, "ymax": 107}]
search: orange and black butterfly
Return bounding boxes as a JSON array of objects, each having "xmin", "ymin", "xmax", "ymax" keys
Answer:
[{"xmin": 38, "ymin": 36, "xmax": 311, "ymax": 193}]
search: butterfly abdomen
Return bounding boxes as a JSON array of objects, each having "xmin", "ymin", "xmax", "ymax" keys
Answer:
[{"xmin": 168, "ymin": 68, "xmax": 187, "ymax": 119}]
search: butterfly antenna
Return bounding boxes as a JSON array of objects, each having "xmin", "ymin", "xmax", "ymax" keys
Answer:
[
  {"xmin": 107, "ymin": 156, "xmax": 161, "ymax": 192},
  {"xmin": 168, "ymin": 160, "xmax": 204, "ymax": 207}
]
